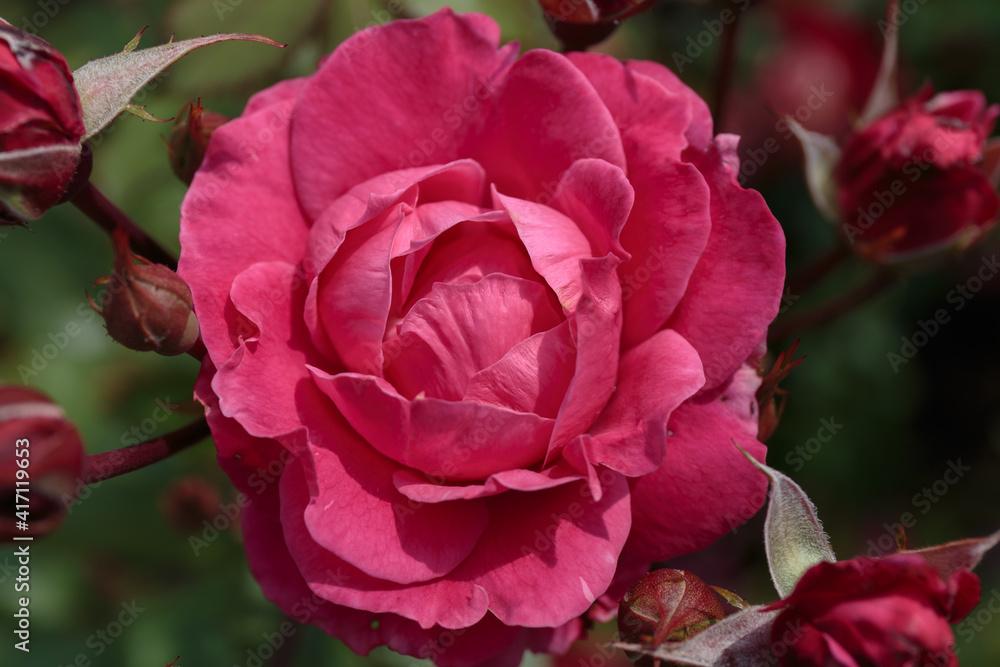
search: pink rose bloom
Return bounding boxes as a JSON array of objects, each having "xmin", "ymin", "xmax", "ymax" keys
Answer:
[
  {"xmin": 179, "ymin": 10, "xmax": 784, "ymax": 665},
  {"xmin": 765, "ymin": 554, "xmax": 980, "ymax": 667}
]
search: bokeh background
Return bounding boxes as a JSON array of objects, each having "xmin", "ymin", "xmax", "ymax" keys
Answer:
[{"xmin": 1, "ymin": 0, "xmax": 999, "ymax": 665}]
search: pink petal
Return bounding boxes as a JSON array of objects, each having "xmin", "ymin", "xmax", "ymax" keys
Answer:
[
  {"xmin": 464, "ymin": 322, "xmax": 576, "ymax": 418},
  {"xmin": 493, "ymin": 182, "xmax": 626, "ymax": 313},
  {"xmin": 243, "ymin": 76, "xmax": 307, "ymax": 115},
  {"xmin": 564, "ymin": 53, "xmax": 713, "ymax": 347},
  {"xmin": 237, "ymin": 448, "xmax": 532, "ymax": 666},
  {"xmin": 392, "ymin": 464, "xmax": 587, "ymax": 503},
  {"xmin": 398, "ymin": 217, "xmax": 540, "ymax": 308},
  {"xmin": 625, "ymin": 362, "xmax": 768, "ymax": 560},
  {"xmin": 450, "ymin": 473, "xmax": 631, "ymax": 627},
  {"xmin": 547, "ymin": 255, "xmax": 623, "ymax": 457},
  {"xmin": 628, "ymin": 59, "xmax": 714, "ymax": 150},
  {"xmin": 178, "ymin": 98, "xmax": 308, "ymax": 368},
  {"xmin": 386, "ymin": 274, "xmax": 563, "ymax": 400},
  {"xmin": 300, "ymin": 410, "xmax": 489, "ymax": 585},
  {"xmin": 548, "ymin": 158, "xmax": 633, "ymax": 261},
  {"xmin": 211, "ymin": 261, "xmax": 326, "ymax": 439},
  {"xmin": 473, "ymin": 49, "xmax": 627, "ymax": 201},
  {"xmin": 667, "ymin": 137, "xmax": 786, "ymax": 391},
  {"xmin": 312, "ymin": 369, "xmax": 553, "ymax": 481},
  {"xmin": 585, "ymin": 329, "xmax": 705, "ymax": 477},
  {"xmin": 315, "ymin": 185, "xmax": 483, "ymax": 377},
  {"xmin": 281, "ymin": 458, "xmax": 493, "ymax": 630},
  {"xmin": 290, "ymin": 9, "xmax": 516, "ymax": 219}
]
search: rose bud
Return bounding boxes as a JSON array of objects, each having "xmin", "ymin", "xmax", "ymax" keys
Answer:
[
  {"xmin": 158, "ymin": 476, "xmax": 222, "ymax": 535},
  {"xmin": 764, "ymin": 554, "xmax": 980, "ymax": 667},
  {"xmin": 539, "ymin": 0, "xmax": 660, "ymax": 50},
  {"xmin": 0, "ymin": 20, "xmax": 86, "ymax": 225},
  {"xmin": 90, "ymin": 229, "xmax": 200, "ymax": 356},
  {"xmin": 618, "ymin": 569, "xmax": 727, "ymax": 645},
  {"xmin": 0, "ymin": 386, "xmax": 85, "ymax": 541},
  {"xmin": 165, "ymin": 100, "xmax": 229, "ymax": 185},
  {"xmin": 836, "ymin": 87, "xmax": 1000, "ymax": 263}
]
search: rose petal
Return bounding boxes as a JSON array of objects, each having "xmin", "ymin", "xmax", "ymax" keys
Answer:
[
  {"xmin": 386, "ymin": 273, "xmax": 563, "ymax": 400},
  {"xmin": 290, "ymin": 9, "xmax": 516, "ymax": 219},
  {"xmin": 312, "ymin": 369, "xmax": 553, "ymax": 481},
  {"xmin": 464, "ymin": 321, "xmax": 576, "ymax": 418},
  {"xmin": 668, "ymin": 137, "xmax": 786, "ymax": 391},
  {"xmin": 179, "ymin": 98, "xmax": 307, "ymax": 366},
  {"xmin": 450, "ymin": 473, "xmax": 632, "ymax": 628},
  {"xmin": 211, "ymin": 261, "xmax": 326, "ymax": 439},
  {"xmin": 626, "ymin": 362, "xmax": 768, "ymax": 559},
  {"xmin": 300, "ymin": 409, "xmax": 489, "ymax": 585},
  {"xmin": 474, "ymin": 49, "xmax": 627, "ymax": 201},
  {"xmin": 547, "ymin": 255, "xmax": 623, "ymax": 458},
  {"xmin": 391, "ymin": 464, "xmax": 586, "ymax": 503},
  {"xmin": 584, "ymin": 329, "xmax": 705, "ymax": 477}
]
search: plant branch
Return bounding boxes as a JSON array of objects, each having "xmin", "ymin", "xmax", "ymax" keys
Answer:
[
  {"xmin": 70, "ymin": 181, "xmax": 177, "ymax": 269},
  {"xmin": 81, "ymin": 417, "xmax": 210, "ymax": 485}
]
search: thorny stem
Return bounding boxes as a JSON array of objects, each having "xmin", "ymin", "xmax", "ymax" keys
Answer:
[{"xmin": 70, "ymin": 181, "xmax": 177, "ymax": 270}]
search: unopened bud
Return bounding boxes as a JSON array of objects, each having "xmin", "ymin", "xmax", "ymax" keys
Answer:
[
  {"xmin": 90, "ymin": 229, "xmax": 200, "ymax": 356},
  {"xmin": 165, "ymin": 100, "xmax": 228, "ymax": 185},
  {"xmin": 0, "ymin": 386, "xmax": 85, "ymax": 541},
  {"xmin": 617, "ymin": 569, "xmax": 727, "ymax": 646},
  {"xmin": 159, "ymin": 477, "xmax": 222, "ymax": 534},
  {"xmin": 0, "ymin": 22, "xmax": 86, "ymax": 224}
]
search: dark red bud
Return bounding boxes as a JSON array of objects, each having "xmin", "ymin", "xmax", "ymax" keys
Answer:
[
  {"xmin": 617, "ymin": 569, "xmax": 727, "ymax": 646},
  {"xmin": 0, "ymin": 386, "xmax": 85, "ymax": 541},
  {"xmin": 159, "ymin": 477, "xmax": 222, "ymax": 535},
  {"xmin": 165, "ymin": 100, "xmax": 228, "ymax": 185},
  {"xmin": 0, "ymin": 21, "xmax": 86, "ymax": 224},
  {"xmin": 90, "ymin": 229, "xmax": 200, "ymax": 356}
]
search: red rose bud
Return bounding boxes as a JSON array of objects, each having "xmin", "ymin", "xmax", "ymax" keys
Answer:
[
  {"xmin": 539, "ymin": 0, "xmax": 658, "ymax": 23},
  {"xmin": 539, "ymin": 0, "xmax": 659, "ymax": 50},
  {"xmin": 0, "ymin": 386, "xmax": 85, "ymax": 541},
  {"xmin": 836, "ymin": 87, "xmax": 1000, "ymax": 263},
  {"xmin": 90, "ymin": 229, "xmax": 199, "ymax": 356},
  {"xmin": 618, "ymin": 569, "xmax": 727, "ymax": 646},
  {"xmin": 764, "ymin": 554, "xmax": 980, "ymax": 667},
  {"xmin": 0, "ymin": 21, "xmax": 86, "ymax": 224},
  {"xmin": 165, "ymin": 100, "xmax": 228, "ymax": 185}
]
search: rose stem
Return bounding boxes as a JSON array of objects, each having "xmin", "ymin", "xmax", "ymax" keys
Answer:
[
  {"xmin": 711, "ymin": 7, "xmax": 743, "ymax": 127},
  {"xmin": 768, "ymin": 269, "xmax": 895, "ymax": 343},
  {"xmin": 787, "ymin": 244, "xmax": 852, "ymax": 298},
  {"xmin": 70, "ymin": 181, "xmax": 177, "ymax": 270},
  {"xmin": 80, "ymin": 417, "xmax": 210, "ymax": 485}
]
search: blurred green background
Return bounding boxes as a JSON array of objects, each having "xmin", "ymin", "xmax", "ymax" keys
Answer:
[{"xmin": 1, "ymin": 0, "xmax": 999, "ymax": 665}]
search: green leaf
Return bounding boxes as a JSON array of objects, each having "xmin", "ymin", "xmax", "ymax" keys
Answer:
[
  {"xmin": 73, "ymin": 32, "xmax": 284, "ymax": 141},
  {"xmin": 735, "ymin": 442, "xmax": 836, "ymax": 598},
  {"xmin": 786, "ymin": 119, "xmax": 841, "ymax": 223}
]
